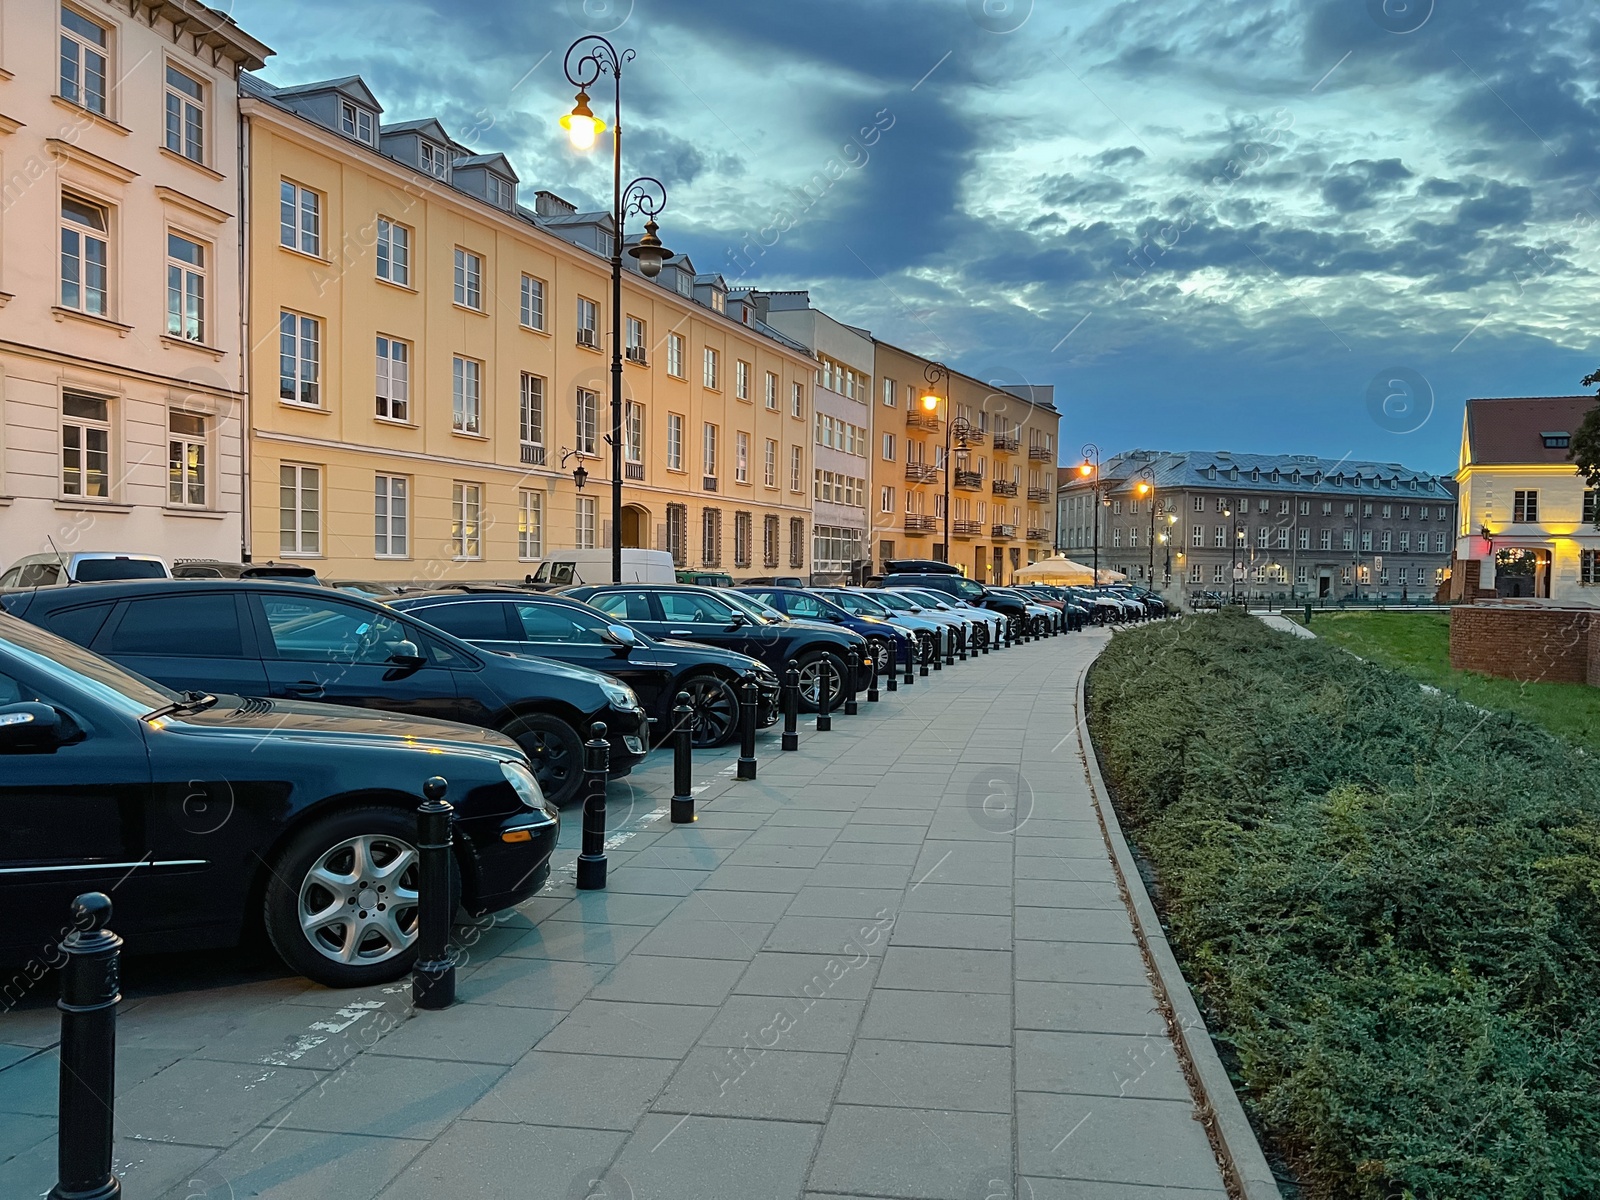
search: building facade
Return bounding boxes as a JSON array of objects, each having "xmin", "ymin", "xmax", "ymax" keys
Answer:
[
  {"xmin": 240, "ymin": 75, "xmax": 815, "ymax": 583},
  {"xmin": 870, "ymin": 341, "xmax": 1059, "ymax": 583},
  {"xmin": 1450, "ymin": 396, "xmax": 1599, "ymax": 606},
  {"xmin": 0, "ymin": 1, "xmax": 268, "ymax": 573},
  {"xmin": 1059, "ymin": 450, "xmax": 1457, "ymax": 600}
]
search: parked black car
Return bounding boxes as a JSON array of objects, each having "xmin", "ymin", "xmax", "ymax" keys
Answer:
[
  {"xmin": 390, "ymin": 588, "xmax": 779, "ymax": 747},
  {"xmin": 0, "ymin": 611, "xmax": 558, "ymax": 988},
  {"xmin": 734, "ymin": 586, "xmax": 914, "ymax": 670},
  {"xmin": 878, "ymin": 570, "xmax": 1029, "ymax": 633},
  {"xmin": 171, "ymin": 560, "xmax": 321, "ymax": 582},
  {"xmin": 563, "ymin": 583, "xmax": 868, "ymax": 711},
  {"xmin": 0, "ymin": 580, "xmax": 648, "ymax": 808}
]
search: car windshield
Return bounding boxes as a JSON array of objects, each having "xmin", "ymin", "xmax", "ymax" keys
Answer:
[
  {"xmin": 908, "ymin": 592, "xmax": 952, "ymax": 609},
  {"xmin": 720, "ymin": 591, "xmax": 786, "ymax": 624},
  {"xmin": 838, "ymin": 591, "xmax": 888, "ymax": 615},
  {"xmin": 75, "ymin": 558, "xmax": 166, "ymax": 581},
  {"xmin": 0, "ymin": 612, "xmax": 179, "ymax": 712},
  {"xmin": 874, "ymin": 591, "xmax": 919, "ymax": 613}
]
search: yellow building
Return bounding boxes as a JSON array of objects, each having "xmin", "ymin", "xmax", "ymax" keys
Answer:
[
  {"xmin": 869, "ymin": 341, "xmax": 1059, "ymax": 583},
  {"xmin": 239, "ymin": 74, "xmax": 815, "ymax": 584}
]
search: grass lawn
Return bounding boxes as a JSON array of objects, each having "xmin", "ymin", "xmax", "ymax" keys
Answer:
[{"xmin": 1288, "ymin": 609, "xmax": 1600, "ymax": 753}]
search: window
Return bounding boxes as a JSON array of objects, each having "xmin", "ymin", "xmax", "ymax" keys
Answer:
[
  {"xmin": 512, "ymin": 490, "xmax": 542, "ymax": 561},
  {"xmin": 1342, "ymin": 530, "xmax": 1354, "ymax": 551},
  {"xmin": 1344, "ymin": 503, "xmax": 1355, "ymax": 517},
  {"xmin": 792, "ymin": 381, "xmax": 804, "ymax": 418},
  {"xmin": 454, "ymin": 249, "xmax": 483, "ymax": 310},
  {"xmin": 667, "ymin": 413, "xmax": 684, "ymax": 471},
  {"xmin": 575, "ymin": 496, "xmax": 597, "ymax": 549},
  {"xmin": 764, "ymin": 515, "xmax": 780, "ymax": 567},
  {"xmin": 374, "ymin": 475, "xmax": 408, "ymax": 557},
  {"xmin": 375, "ymin": 336, "xmax": 409, "ymax": 421},
  {"xmin": 1398, "ymin": 532, "xmax": 1410, "ymax": 552},
  {"xmin": 1298, "ymin": 528, "xmax": 1310, "ymax": 550},
  {"xmin": 520, "ymin": 374, "xmax": 545, "ymax": 463},
  {"xmin": 520, "ymin": 275, "xmax": 546, "ymax": 330},
  {"xmin": 1297, "ymin": 565, "xmax": 1309, "ymax": 585},
  {"xmin": 766, "ymin": 372, "xmax": 779, "ymax": 410},
  {"xmin": 279, "ymin": 312, "xmax": 320, "ymax": 406},
  {"xmin": 60, "ymin": 6, "xmax": 108, "ymax": 114},
  {"xmin": 790, "ymin": 517, "xmax": 806, "ymax": 568},
  {"xmin": 703, "ymin": 423, "xmax": 718, "ymax": 477},
  {"xmin": 167, "ymin": 410, "xmax": 206, "ymax": 507},
  {"xmin": 260, "ymin": 594, "xmax": 414, "ymax": 665},
  {"xmin": 1320, "ymin": 529, "xmax": 1331, "ymax": 550},
  {"xmin": 596, "ymin": 229, "xmax": 615, "ymax": 259},
  {"xmin": 1191, "ymin": 524, "xmax": 1203, "ymax": 547},
  {"xmin": 791, "ymin": 445, "xmax": 803, "ymax": 492},
  {"xmin": 626, "ymin": 316, "xmax": 646, "ymax": 362},
  {"xmin": 165, "ymin": 233, "xmax": 205, "ymax": 342},
  {"xmin": 448, "ymin": 357, "xmax": 482, "ymax": 434},
  {"xmin": 376, "ymin": 219, "xmax": 410, "ymax": 286},
  {"xmin": 1363, "ymin": 503, "xmax": 1373, "ymax": 518},
  {"xmin": 1583, "ymin": 489, "xmax": 1599, "ymax": 525},
  {"xmin": 1192, "ymin": 496, "xmax": 1204, "ymax": 512},
  {"xmin": 1543, "ymin": 432, "xmax": 1571, "ymax": 449},
  {"xmin": 279, "ymin": 181, "xmax": 320, "ymax": 256},
  {"xmin": 1298, "ymin": 499, "xmax": 1310, "ymax": 515},
  {"xmin": 881, "ymin": 485, "xmax": 895, "ymax": 513},
  {"xmin": 667, "ymin": 332, "xmax": 685, "ymax": 377},
  {"xmin": 488, "ymin": 175, "xmax": 514, "ymax": 210},
  {"xmin": 452, "ymin": 483, "xmax": 482, "ymax": 559},
  {"xmin": 61, "ymin": 391, "xmax": 111, "ymax": 499},
  {"xmin": 1257, "ymin": 527, "xmax": 1269, "ymax": 548},
  {"xmin": 666, "ymin": 503, "xmax": 688, "ymax": 565},
  {"xmin": 1277, "ymin": 528, "xmax": 1289, "ymax": 550},
  {"xmin": 1582, "ymin": 549, "xmax": 1599, "ymax": 584},
  {"xmin": 625, "ymin": 401, "xmax": 643, "ymax": 465},
  {"xmin": 576, "ymin": 296, "xmax": 599, "ymax": 346},
  {"xmin": 1400, "ymin": 505, "xmax": 1411, "ymax": 519},
  {"xmin": 108, "ymin": 594, "xmax": 241, "ymax": 659},
  {"xmin": 883, "ymin": 377, "xmax": 897, "ymax": 406},
  {"xmin": 1361, "ymin": 531, "xmax": 1373, "ymax": 552},
  {"xmin": 734, "ymin": 511, "xmax": 752, "ymax": 568},
  {"xmin": 420, "ymin": 141, "xmax": 449, "ymax": 178},
  {"xmin": 735, "ymin": 360, "xmax": 750, "ymax": 400},
  {"xmin": 882, "ymin": 432, "xmax": 896, "ymax": 461},
  {"xmin": 340, "ymin": 100, "xmax": 374, "ymax": 145},
  {"xmin": 60, "ymin": 196, "xmax": 109, "ymax": 315},
  {"xmin": 576, "ymin": 388, "xmax": 598, "ymax": 455},
  {"xmin": 1189, "ymin": 563, "xmax": 1203, "ymax": 582},
  {"xmin": 1213, "ymin": 564, "xmax": 1225, "ymax": 583},
  {"xmin": 279, "ymin": 464, "xmax": 321, "ymax": 555},
  {"xmin": 1213, "ymin": 525, "xmax": 1225, "ymax": 547},
  {"xmin": 1381, "ymin": 504, "xmax": 1392, "ymax": 519},
  {"xmin": 164, "ymin": 65, "xmax": 204, "ymax": 162},
  {"xmin": 764, "ymin": 438, "xmax": 777, "ymax": 488},
  {"xmin": 702, "ymin": 508, "xmax": 722, "ymax": 566},
  {"xmin": 734, "ymin": 432, "xmax": 749, "ymax": 483},
  {"xmin": 1434, "ymin": 532, "xmax": 1448, "ymax": 554},
  {"xmin": 704, "ymin": 347, "xmax": 720, "ymax": 389},
  {"xmin": 711, "ymin": 290, "xmax": 726, "ymax": 314},
  {"xmin": 1513, "ymin": 490, "xmax": 1539, "ymax": 523},
  {"xmin": 675, "ymin": 270, "xmax": 693, "ymax": 298}
]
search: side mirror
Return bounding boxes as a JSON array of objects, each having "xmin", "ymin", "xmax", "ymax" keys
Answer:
[
  {"xmin": 603, "ymin": 624, "xmax": 641, "ymax": 652},
  {"xmin": 725, "ymin": 613, "xmax": 748, "ymax": 630},
  {"xmin": 0, "ymin": 702, "xmax": 72, "ymax": 753},
  {"xmin": 387, "ymin": 640, "xmax": 426, "ymax": 669}
]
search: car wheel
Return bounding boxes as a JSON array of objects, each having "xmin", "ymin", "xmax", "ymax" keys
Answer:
[
  {"xmin": 866, "ymin": 638, "xmax": 893, "ymax": 677},
  {"xmin": 795, "ymin": 650, "xmax": 844, "ymax": 712},
  {"xmin": 263, "ymin": 805, "xmax": 453, "ymax": 988},
  {"xmin": 679, "ymin": 672, "xmax": 740, "ymax": 747},
  {"xmin": 502, "ymin": 713, "xmax": 585, "ymax": 807}
]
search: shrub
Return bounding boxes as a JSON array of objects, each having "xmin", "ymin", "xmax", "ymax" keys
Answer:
[{"xmin": 1086, "ymin": 610, "xmax": 1600, "ymax": 1200}]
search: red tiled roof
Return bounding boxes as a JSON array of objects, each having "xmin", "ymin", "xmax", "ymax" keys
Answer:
[{"xmin": 1464, "ymin": 396, "xmax": 1595, "ymax": 466}]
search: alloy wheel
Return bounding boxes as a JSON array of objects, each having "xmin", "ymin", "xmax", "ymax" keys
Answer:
[
  {"xmin": 683, "ymin": 675, "xmax": 739, "ymax": 746},
  {"xmin": 297, "ymin": 834, "xmax": 419, "ymax": 965}
]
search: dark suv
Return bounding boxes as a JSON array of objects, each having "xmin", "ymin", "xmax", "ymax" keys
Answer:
[
  {"xmin": 878, "ymin": 570, "xmax": 1028, "ymax": 633},
  {"xmin": 391, "ymin": 589, "xmax": 779, "ymax": 747},
  {"xmin": 0, "ymin": 580, "xmax": 648, "ymax": 808},
  {"xmin": 735, "ymin": 586, "xmax": 914, "ymax": 670}
]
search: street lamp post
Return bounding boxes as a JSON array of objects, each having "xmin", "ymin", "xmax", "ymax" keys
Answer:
[
  {"xmin": 562, "ymin": 36, "xmax": 672, "ymax": 584},
  {"xmin": 920, "ymin": 363, "xmax": 971, "ymax": 567},
  {"xmin": 1077, "ymin": 443, "xmax": 1102, "ymax": 585},
  {"xmin": 1134, "ymin": 469, "xmax": 1156, "ymax": 585},
  {"xmin": 1224, "ymin": 506, "xmax": 1243, "ymax": 604}
]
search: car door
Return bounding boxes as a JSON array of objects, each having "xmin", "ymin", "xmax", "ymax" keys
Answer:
[
  {"xmin": 91, "ymin": 590, "xmax": 268, "ymax": 698},
  {"xmin": 514, "ymin": 602, "xmax": 674, "ymax": 713},
  {"xmin": 585, "ymin": 590, "xmax": 670, "ymax": 641},
  {"xmin": 656, "ymin": 591, "xmax": 749, "ymax": 654},
  {"xmin": 252, "ymin": 591, "xmax": 461, "ymax": 721}
]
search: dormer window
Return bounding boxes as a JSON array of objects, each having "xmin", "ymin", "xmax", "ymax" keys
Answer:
[
  {"xmin": 711, "ymin": 291, "xmax": 725, "ymax": 314},
  {"xmin": 1543, "ymin": 431, "xmax": 1571, "ymax": 449},
  {"xmin": 596, "ymin": 229, "xmax": 614, "ymax": 258},
  {"xmin": 488, "ymin": 175, "xmax": 514, "ymax": 210},
  {"xmin": 420, "ymin": 141, "xmax": 448, "ymax": 179},
  {"xmin": 340, "ymin": 100, "xmax": 375, "ymax": 145},
  {"xmin": 675, "ymin": 270, "xmax": 692, "ymax": 297}
]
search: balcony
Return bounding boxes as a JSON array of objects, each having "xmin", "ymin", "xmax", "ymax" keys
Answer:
[
  {"xmin": 702, "ymin": 476, "xmax": 718, "ymax": 492},
  {"xmin": 1028, "ymin": 444, "xmax": 1053, "ymax": 461},
  {"xmin": 952, "ymin": 519, "xmax": 982, "ymax": 538},
  {"xmin": 904, "ymin": 515, "xmax": 938, "ymax": 536},
  {"xmin": 953, "ymin": 470, "xmax": 984, "ymax": 491},
  {"xmin": 1027, "ymin": 527, "xmax": 1051, "ymax": 541},
  {"xmin": 520, "ymin": 443, "xmax": 546, "ymax": 466},
  {"xmin": 625, "ymin": 462, "xmax": 645, "ymax": 481},
  {"xmin": 991, "ymin": 523, "xmax": 1017, "ymax": 539},
  {"xmin": 906, "ymin": 411, "xmax": 941, "ymax": 433},
  {"xmin": 1027, "ymin": 486, "xmax": 1051, "ymax": 503},
  {"xmin": 904, "ymin": 462, "xmax": 939, "ymax": 484},
  {"xmin": 992, "ymin": 432, "xmax": 1020, "ymax": 452},
  {"xmin": 991, "ymin": 479, "xmax": 1018, "ymax": 497},
  {"xmin": 957, "ymin": 426, "xmax": 986, "ymax": 446}
]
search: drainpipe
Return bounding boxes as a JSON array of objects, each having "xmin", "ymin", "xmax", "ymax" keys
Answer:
[{"xmin": 238, "ymin": 105, "xmax": 253, "ymax": 563}]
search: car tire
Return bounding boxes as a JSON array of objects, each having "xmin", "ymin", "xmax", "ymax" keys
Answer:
[
  {"xmin": 795, "ymin": 650, "xmax": 845, "ymax": 712},
  {"xmin": 262, "ymin": 804, "xmax": 455, "ymax": 989},
  {"xmin": 679, "ymin": 672, "xmax": 741, "ymax": 747},
  {"xmin": 866, "ymin": 638, "xmax": 894, "ymax": 678},
  {"xmin": 502, "ymin": 713, "xmax": 585, "ymax": 808}
]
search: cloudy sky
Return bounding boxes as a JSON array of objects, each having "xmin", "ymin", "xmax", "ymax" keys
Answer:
[{"xmin": 233, "ymin": 0, "xmax": 1600, "ymax": 474}]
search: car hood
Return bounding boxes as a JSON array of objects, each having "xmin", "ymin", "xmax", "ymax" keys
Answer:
[
  {"xmin": 655, "ymin": 638, "xmax": 774, "ymax": 673},
  {"xmin": 481, "ymin": 649, "xmax": 617, "ymax": 692},
  {"xmin": 162, "ymin": 696, "xmax": 523, "ymax": 758}
]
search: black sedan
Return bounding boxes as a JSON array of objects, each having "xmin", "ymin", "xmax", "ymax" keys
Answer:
[
  {"xmin": 735, "ymin": 586, "xmax": 915, "ymax": 671},
  {"xmin": 0, "ymin": 580, "xmax": 649, "ymax": 808},
  {"xmin": 564, "ymin": 583, "xmax": 869, "ymax": 711},
  {"xmin": 0, "ymin": 611, "xmax": 557, "ymax": 988},
  {"xmin": 390, "ymin": 588, "xmax": 779, "ymax": 747}
]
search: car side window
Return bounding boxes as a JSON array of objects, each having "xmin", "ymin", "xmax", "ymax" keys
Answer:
[
  {"xmin": 38, "ymin": 602, "xmax": 115, "ymax": 648},
  {"xmin": 0, "ymin": 567, "xmax": 20, "ymax": 587},
  {"xmin": 659, "ymin": 592, "xmax": 732, "ymax": 623},
  {"xmin": 784, "ymin": 593, "xmax": 825, "ymax": 618},
  {"xmin": 590, "ymin": 591, "xmax": 657, "ymax": 622},
  {"xmin": 0, "ymin": 669, "xmax": 31, "ymax": 705},
  {"xmin": 19, "ymin": 563, "xmax": 61, "ymax": 587},
  {"xmin": 414, "ymin": 601, "xmax": 511, "ymax": 641},
  {"xmin": 258, "ymin": 594, "xmax": 416, "ymax": 664},
  {"xmin": 516, "ymin": 604, "xmax": 607, "ymax": 644},
  {"xmin": 104, "ymin": 594, "xmax": 244, "ymax": 658}
]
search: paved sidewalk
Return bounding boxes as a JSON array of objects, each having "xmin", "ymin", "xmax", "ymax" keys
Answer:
[
  {"xmin": 0, "ymin": 628, "xmax": 1229, "ymax": 1200},
  {"xmin": 1253, "ymin": 611, "xmax": 1316, "ymax": 639}
]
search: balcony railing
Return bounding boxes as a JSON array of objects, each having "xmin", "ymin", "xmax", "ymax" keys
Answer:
[
  {"xmin": 953, "ymin": 470, "xmax": 984, "ymax": 491},
  {"xmin": 1028, "ymin": 444, "xmax": 1052, "ymax": 461},
  {"xmin": 904, "ymin": 514, "xmax": 938, "ymax": 535},
  {"xmin": 959, "ymin": 427, "xmax": 986, "ymax": 446},
  {"xmin": 1027, "ymin": 527, "xmax": 1051, "ymax": 541},
  {"xmin": 904, "ymin": 462, "xmax": 939, "ymax": 483},
  {"xmin": 991, "ymin": 523, "xmax": 1017, "ymax": 539},
  {"xmin": 906, "ymin": 411, "xmax": 941, "ymax": 433},
  {"xmin": 992, "ymin": 479, "xmax": 1019, "ymax": 497},
  {"xmin": 702, "ymin": 476, "xmax": 718, "ymax": 492},
  {"xmin": 520, "ymin": 444, "xmax": 546, "ymax": 466},
  {"xmin": 952, "ymin": 519, "xmax": 982, "ymax": 538},
  {"xmin": 625, "ymin": 462, "xmax": 645, "ymax": 481},
  {"xmin": 992, "ymin": 432, "xmax": 1020, "ymax": 452},
  {"xmin": 1027, "ymin": 486, "xmax": 1051, "ymax": 503}
]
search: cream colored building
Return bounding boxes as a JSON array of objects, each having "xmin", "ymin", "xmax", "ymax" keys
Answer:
[
  {"xmin": 240, "ymin": 74, "xmax": 816, "ymax": 584},
  {"xmin": 0, "ymin": 1, "xmax": 268, "ymax": 574}
]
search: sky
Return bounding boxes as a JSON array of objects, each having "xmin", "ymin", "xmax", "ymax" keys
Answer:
[{"xmin": 230, "ymin": 0, "xmax": 1600, "ymax": 475}]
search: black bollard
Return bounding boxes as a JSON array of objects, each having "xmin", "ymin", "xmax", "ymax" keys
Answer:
[
  {"xmin": 671, "ymin": 691, "xmax": 695, "ymax": 822},
  {"xmin": 944, "ymin": 628, "xmax": 955, "ymax": 667},
  {"xmin": 413, "ymin": 777, "xmax": 457, "ymax": 1011},
  {"xmin": 843, "ymin": 648, "xmax": 860, "ymax": 716},
  {"xmin": 866, "ymin": 643, "xmax": 881, "ymax": 702},
  {"xmin": 52, "ymin": 893, "xmax": 121, "ymax": 1200},
  {"xmin": 737, "ymin": 673, "xmax": 759, "ymax": 780},
  {"xmin": 903, "ymin": 639, "xmax": 915, "ymax": 686},
  {"xmin": 576, "ymin": 722, "xmax": 609, "ymax": 890},
  {"xmin": 919, "ymin": 634, "xmax": 930, "ymax": 677},
  {"xmin": 981, "ymin": 622, "xmax": 990, "ymax": 653},
  {"xmin": 885, "ymin": 642, "xmax": 898, "ymax": 692},
  {"xmin": 932, "ymin": 631, "xmax": 943, "ymax": 671},
  {"xmin": 816, "ymin": 657, "xmax": 833, "ymax": 732},
  {"xmin": 781, "ymin": 661, "xmax": 800, "ymax": 751},
  {"xmin": 957, "ymin": 626, "xmax": 967, "ymax": 662}
]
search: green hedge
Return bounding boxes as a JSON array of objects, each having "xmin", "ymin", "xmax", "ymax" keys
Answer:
[{"xmin": 1085, "ymin": 610, "xmax": 1600, "ymax": 1200}]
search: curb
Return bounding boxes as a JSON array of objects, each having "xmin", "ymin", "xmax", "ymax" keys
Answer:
[{"xmin": 1074, "ymin": 663, "xmax": 1283, "ymax": 1200}]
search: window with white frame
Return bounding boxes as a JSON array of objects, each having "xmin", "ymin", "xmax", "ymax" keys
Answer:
[
  {"xmin": 452, "ymin": 356, "xmax": 482, "ymax": 434},
  {"xmin": 666, "ymin": 413, "xmax": 684, "ymax": 471},
  {"xmin": 734, "ymin": 511, "xmax": 752, "ymax": 567},
  {"xmin": 735, "ymin": 360, "xmax": 750, "ymax": 399},
  {"xmin": 279, "ymin": 312, "xmax": 320, "ymax": 406},
  {"xmin": 882, "ymin": 432, "xmax": 895, "ymax": 461},
  {"xmin": 61, "ymin": 392, "xmax": 112, "ymax": 499},
  {"xmin": 451, "ymin": 483, "xmax": 482, "ymax": 559},
  {"xmin": 60, "ymin": 6, "xmax": 109, "ymax": 114},
  {"xmin": 791, "ymin": 381, "xmax": 804, "ymax": 418},
  {"xmin": 520, "ymin": 374, "xmax": 545, "ymax": 462},
  {"xmin": 1277, "ymin": 528, "xmax": 1289, "ymax": 549},
  {"xmin": 420, "ymin": 141, "xmax": 449, "ymax": 178},
  {"xmin": 704, "ymin": 347, "xmax": 720, "ymax": 389},
  {"xmin": 1434, "ymin": 532, "xmax": 1447, "ymax": 553},
  {"xmin": 703, "ymin": 423, "xmax": 718, "ymax": 477},
  {"xmin": 883, "ymin": 377, "xmax": 896, "ymax": 406},
  {"xmin": 340, "ymin": 100, "xmax": 375, "ymax": 145},
  {"xmin": 702, "ymin": 508, "xmax": 722, "ymax": 565},
  {"xmin": 764, "ymin": 515, "xmax": 780, "ymax": 567},
  {"xmin": 1342, "ymin": 530, "xmax": 1354, "ymax": 551},
  {"xmin": 1190, "ymin": 563, "xmax": 1203, "ymax": 582},
  {"xmin": 167, "ymin": 410, "xmax": 206, "ymax": 507},
  {"xmin": 625, "ymin": 315, "xmax": 646, "ymax": 362},
  {"xmin": 60, "ymin": 195, "xmax": 109, "ymax": 315},
  {"xmin": 488, "ymin": 175, "xmax": 514, "ymax": 210},
  {"xmin": 576, "ymin": 296, "xmax": 598, "ymax": 346},
  {"xmin": 1191, "ymin": 524, "xmax": 1203, "ymax": 547},
  {"xmin": 790, "ymin": 445, "xmax": 803, "ymax": 491},
  {"xmin": 764, "ymin": 438, "xmax": 777, "ymax": 487},
  {"xmin": 576, "ymin": 388, "xmax": 598, "ymax": 455},
  {"xmin": 165, "ymin": 232, "xmax": 205, "ymax": 342},
  {"xmin": 376, "ymin": 218, "xmax": 410, "ymax": 286},
  {"xmin": 1213, "ymin": 525, "xmax": 1225, "ymax": 547},
  {"xmin": 518, "ymin": 490, "xmax": 543, "ymax": 560},
  {"xmin": 279, "ymin": 463, "xmax": 321, "ymax": 555},
  {"xmin": 765, "ymin": 371, "xmax": 779, "ymax": 410},
  {"xmin": 454, "ymin": 248, "xmax": 483, "ymax": 310},
  {"xmin": 666, "ymin": 503, "xmax": 687, "ymax": 564},
  {"xmin": 625, "ymin": 401, "xmax": 643, "ymax": 464},
  {"xmin": 576, "ymin": 496, "xmax": 597, "ymax": 549},
  {"xmin": 1513, "ymin": 490, "xmax": 1539, "ymax": 523},
  {"xmin": 1320, "ymin": 529, "xmax": 1332, "ymax": 550},
  {"xmin": 375, "ymin": 335, "xmax": 409, "ymax": 421},
  {"xmin": 164, "ymin": 65, "xmax": 204, "ymax": 162},
  {"xmin": 881, "ymin": 485, "xmax": 895, "ymax": 513},
  {"xmin": 1298, "ymin": 528, "xmax": 1310, "ymax": 550},
  {"xmin": 279, "ymin": 181, "xmax": 320, "ymax": 256},
  {"xmin": 374, "ymin": 474, "xmax": 408, "ymax": 557},
  {"xmin": 667, "ymin": 332, "xmax": 685, "ymax": 377},
  {"xmin": 1582, "ymin": 549, "xmax": 1599, "ymax": 585},
  {"xmin": 520, "ymin": 275, "xmax": 546, "ymax": 330},
  {"xmin": 735, "ymin": 431, "xmax": 749, "ymax": 483}
]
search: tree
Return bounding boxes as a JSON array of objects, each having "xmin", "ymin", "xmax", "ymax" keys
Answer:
[{"xmin": 1573, "ymin": 369, "xmax": 1600, "ymax": 493}]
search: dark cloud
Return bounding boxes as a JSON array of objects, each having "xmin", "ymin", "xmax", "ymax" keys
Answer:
[
  {"xmin": 1093, "ymin": 145, "xmax": 1147, "ymax": 168},
  {"xmin": 1320, "ymin": 158, "xmax": 1414, "ymax": 213}
]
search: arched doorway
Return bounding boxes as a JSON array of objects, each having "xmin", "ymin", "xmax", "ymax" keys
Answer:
[{"xmin": 619, "ymin": 504, "xmax": 651, "ymax": 549}]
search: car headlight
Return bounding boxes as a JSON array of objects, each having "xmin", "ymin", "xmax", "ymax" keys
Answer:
[
  {"xmin": 600, "ymin": 680, "xmax": 639, "ymax": 709},
  {"xmin": 501, "ymin": 759, "xmax": 554, "ymax": 817}
]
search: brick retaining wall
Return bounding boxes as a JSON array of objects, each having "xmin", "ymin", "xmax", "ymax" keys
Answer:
[{"xmin": 1449, "ymin": 605, "xmax": 1594, "ymax": 684}]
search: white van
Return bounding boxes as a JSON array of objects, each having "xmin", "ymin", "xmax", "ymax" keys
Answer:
[{"xmin": 527, "ymin": 549, "xmax": 675, "ymax": 588}]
